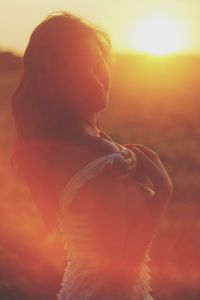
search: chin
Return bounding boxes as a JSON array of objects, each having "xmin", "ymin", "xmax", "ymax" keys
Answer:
[
  {"xmin": 95, "ymin": 97, "xmax": 108, "ymax": 111},
  {"xmin": 88, "ymin": 92, "xmax": 109, "ymax": 112}
]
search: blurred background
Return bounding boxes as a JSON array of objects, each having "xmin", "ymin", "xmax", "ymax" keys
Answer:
[{"xmin": 0, "ymin": 1, "xmax": 200, "ymax": 299}]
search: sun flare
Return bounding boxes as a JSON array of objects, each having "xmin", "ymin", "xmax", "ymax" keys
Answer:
[{"xmin": 132, "ymin": 16, "xmax": 185, "ymax": 55}]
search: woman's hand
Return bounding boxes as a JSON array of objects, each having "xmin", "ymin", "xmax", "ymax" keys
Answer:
[{"xmin": 123, "ymin": 144, "xmax": 173, "ymax": 200}]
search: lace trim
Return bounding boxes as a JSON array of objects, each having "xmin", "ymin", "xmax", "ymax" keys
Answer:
[{"xmin": 56, "ymin": 213, "xmax": 156, "ymax": 300}]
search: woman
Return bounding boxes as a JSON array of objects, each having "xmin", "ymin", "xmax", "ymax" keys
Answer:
[{"xmin": 10, "ymin": 11, "xmax": 173, "ymax": 300}]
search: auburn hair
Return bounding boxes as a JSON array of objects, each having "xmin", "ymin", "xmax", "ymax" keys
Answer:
[{"xmin": 10, "ymin": 10, "xmax": 112, "ymax": 181}]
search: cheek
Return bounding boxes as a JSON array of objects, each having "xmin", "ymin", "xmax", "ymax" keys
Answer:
[
  {"xmin": 72, "ymin": 72, "xmax": 105, "ymax": 104},
  {"xmin": 83, "ymin": 73, "xmax": 108, "ymax": 107},
  {"xmin": 79, "ymin": 71, "xmax": 104, "ymax": 96},
  {"xmin": 60, "ymin": 69, "xmax": 108, "ymax": 112}
]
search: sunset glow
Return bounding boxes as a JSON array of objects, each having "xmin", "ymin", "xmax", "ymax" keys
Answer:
[{"xmin": 132, "ymin": 16, "xmax": 185, "ymax": 55}]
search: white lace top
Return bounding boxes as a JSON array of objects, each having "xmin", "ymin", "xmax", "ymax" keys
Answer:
[{"xmin": 56, "ymin": 147, "xmax": 155, "ymax": 300}]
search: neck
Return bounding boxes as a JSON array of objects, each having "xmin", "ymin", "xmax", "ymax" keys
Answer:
[
  {"xmin": 79, "ymin": 112, "xmax": 100, "ymax": 137},
  {"xmin": 64, "ymin": 111, "xmax": 101, "ymax": 140}
]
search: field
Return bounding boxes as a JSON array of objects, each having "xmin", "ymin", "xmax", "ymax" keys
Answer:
[{"xmin": 0, "ymin": 52, "xmax": 199, "ymax": 299}]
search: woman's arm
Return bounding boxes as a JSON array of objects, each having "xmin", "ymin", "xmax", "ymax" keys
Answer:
[
  {"xmin": 122, "ymin": 142, "xmax": 173, "ymax": 230},
  {"xmin": 96, "ymin": 144, "xmax": 172, "ymax": 266}
]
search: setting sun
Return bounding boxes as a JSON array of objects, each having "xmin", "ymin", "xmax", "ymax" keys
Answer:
[{"xmin": 132, "ymin": 16, "xmax": 185, "ymax": 55}]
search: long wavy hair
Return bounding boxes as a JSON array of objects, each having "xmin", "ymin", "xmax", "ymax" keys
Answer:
[{"xmin": 10, "ymin": 11, "xmax": 112, "ymax": 183}]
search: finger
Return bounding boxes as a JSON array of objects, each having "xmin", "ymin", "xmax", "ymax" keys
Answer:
[
  {"xmin": 130, "ymin": 146, "xmax": 156, "ymax": 167},
  {"xmin": 133, "ymin": 146, "xmax": 168, "ymax": 178},
  {"xmin": 120, "ymin": 148, "xmax": 131, "ymax": 158},
  {"xmin": 131, "ymin": 146, "xmax": 162, "ymax": 184},
  {"xmin": 124, "ymin": 144, "xmax": 159, "ymax": 161}
]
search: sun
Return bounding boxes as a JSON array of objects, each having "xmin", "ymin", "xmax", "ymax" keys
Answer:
[{"xmin": 131, "ymin": 16, "xmax": 185, "ymax": 55}]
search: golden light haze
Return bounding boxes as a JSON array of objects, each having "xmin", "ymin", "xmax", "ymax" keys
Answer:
[
  {"xmin": 129, "ymin": 16, "xmax": 186, "ymax": 56},
  {"xmin": 0, "ymin": 0, "xmax": 199, "ymax": 56}
]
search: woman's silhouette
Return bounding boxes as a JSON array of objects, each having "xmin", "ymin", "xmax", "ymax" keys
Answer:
[{"xmin": 10, "ymin": 11, "xmax": 173, "ymax": 300}]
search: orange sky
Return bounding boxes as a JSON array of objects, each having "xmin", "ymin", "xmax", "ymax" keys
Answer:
[{"xmin": 0, "ymin": 0, "xmax": 200, "ymax": 56}]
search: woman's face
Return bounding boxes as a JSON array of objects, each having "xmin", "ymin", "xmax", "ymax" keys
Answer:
[{"xmin": 63, "ymin": 35, "xmax": 110, "ymax": 114}]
